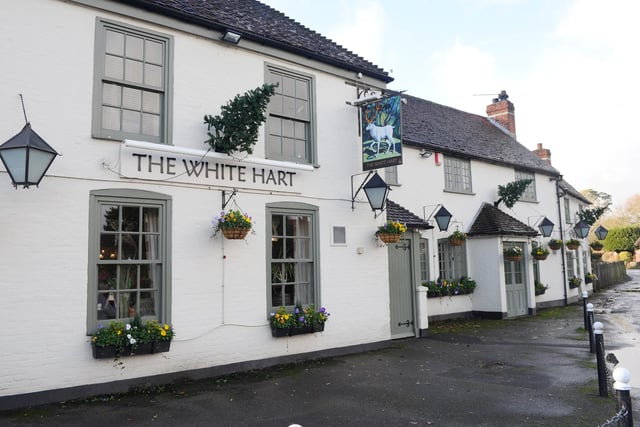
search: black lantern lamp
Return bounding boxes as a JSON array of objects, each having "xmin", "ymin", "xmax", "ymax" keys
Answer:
[
  {"xmin": 0, "ymin": 123, "xmax": 59, "ymax": 188},
  {"xmin": 573, "ymin": 220, "xmax": 590, "ymax": 239},
  {"xmin": 351, "ymin": 171, "xmax": 390, "ymax": 217},
  {"xmin": 594, "ymin": 225, "xmax": 609, "ymax": 241},
  {"xmin": 433, "ymin": 206, "xmax": 453, "ymax": 231},
  {"xmin": 538, "ymin": 217, "xmax": 554, "ymax": 238}
]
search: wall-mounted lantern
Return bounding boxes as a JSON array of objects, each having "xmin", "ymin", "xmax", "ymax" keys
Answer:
[
  {"xmin": 351, "ymin": 171, "xmax": 390, "ymax": 217},
  {"xmin": 0, "ymin": 123, "xmax": 59, "ymax": 188},
  {"xmin": 594, "ymin": 225, "xmax": 609, "ymax": 241},
  {"xmin": 573, "ymin": 220, "xmax": 590, "ymax": 239},
  {"xmin": 538, "ymin": 217, "xmax": 554, "ymax": 238}
]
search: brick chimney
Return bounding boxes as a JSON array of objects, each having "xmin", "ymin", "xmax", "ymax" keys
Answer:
[
  {"xmin": 532, "ymin": 143, "xmax": 552, "ymax": 164},
  {"xmin": 486, "ymin": 90, "xmax": 516, "ymax": 136}
]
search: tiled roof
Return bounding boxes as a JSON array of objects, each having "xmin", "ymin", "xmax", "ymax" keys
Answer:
[
  {"xmin": 401, "ymin": 95, "xmax": 560, "ymax": 176},
  {"xmin": 559, "ymin": 179, "xmax": 591, "ymax": 204},
  {"xmin": 468, "ymin": 203, "xmax": 538, "ymax": 237},
  {"xmin": 118, "ymin": 0, "xmax": 392, "ymax": 82},
  {"xmin": 386, "ymin": 200, "xmax": 433, "ymax": 230}
]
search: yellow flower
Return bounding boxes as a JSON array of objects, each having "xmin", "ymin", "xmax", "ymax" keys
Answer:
[
  {"xmin": 163, "ymin": 324, "xmax": 170, "ymax": 330},
  {"xmin": 161, "ymin": 330, "xmax": 167, "ymax": 337}
]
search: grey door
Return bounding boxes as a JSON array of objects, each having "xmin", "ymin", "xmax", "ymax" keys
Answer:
[
  {"xmin": 388, "ymin": 239, "xmax": 415, "ymax": 338},
  {"xmin": 505, "ymin": 243, "xmax": 527, "ymax": 317}
]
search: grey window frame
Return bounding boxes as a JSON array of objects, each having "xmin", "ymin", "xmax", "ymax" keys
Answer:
[
  {"xmin": 92, "ymin": 18, "xmax": 173, "ymax": 144},
  {"xmin": 87, "ymin": 189, "xmax": 172, "ymax": 333},
  {"xmin": 515, "ymin": 170, "xmax": 537, "ymax": 202},
  {"xmin": 564, "ymin": 198, "xmax": 572, "ymax": 223},
  {"xmin": 265, "ymin": 64, "xmax": 316, "ymax": 164},
  {"xmin": 419, "ymin": 238, "xmax": 430, "ymax": 281},
  {"xmin": 266, "ymin": 202, "xmax": 320, "ymax": 313},
  {"xmin": 443, "ymin": 156, "xmax": 472, "ymax": 193},
  {"xmin": 384, "ymin": 165, "xmax": 399, "ymax": 185},
  {"xmin": 437, "ymin": 239, "xmax": 468, "ymax": 280}
]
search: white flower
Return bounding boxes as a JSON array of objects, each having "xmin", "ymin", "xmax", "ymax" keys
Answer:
[
  {"xmin": 127, "ymin": 334, "xmax": 132, "ymax": 339},
  {"xmin": 126, "ymin": 324, "xmax": 131, "ymax": 331},
  {"xmin": 129, "ymin": 338, "xmax": 136, "ymax": 345}
]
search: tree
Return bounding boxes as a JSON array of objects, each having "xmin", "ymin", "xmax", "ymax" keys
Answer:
[
  {"xmin": 203, "ymin": 83, "xmax": 277, "ymax": 155},
  {"xmin": 603, "ymin": 226, "xmax": 640, "ymax": 252},
  {"xmin": 580, "ymin": 189, "xmax": 612, "ymax": 209},
  {"xmin": 494, "ymin": 179, "xmax": 533, "ymax": 209}
]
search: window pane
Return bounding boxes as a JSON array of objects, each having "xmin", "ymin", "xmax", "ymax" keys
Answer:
[
  {"xmin": 142, "ymin": 91, "xmax": 160, "ymax": 114},
  {"xmin": 145, "ymin": 64, "xmax": 162, "ymax": 87},
  {"xmin": 146, "ymin": 40, "xmax": 163, "ymax": 64},
  {"xmin": 122, "ymin": 87, "xmax": 141, "ymax": 110},
  {"xmin": 102, "ymin": 107, "xmax": 121, "ymax": 131},
  {"xmin": 105, "ymin": 30, "xmax": 124, "ymax": 55},
  {"xmin": 142, "ymin": 113, "xmax": 160, "ymax": 136},
  {"xmin": 125, "ymin": 35, "xmax": 144, "ymax": 60},
  {"xmin": 282, "ymin": 76, "xmax": 295, "ymax": 97},
  {"xmin": 295, "ymin": 79, "xmax": 309, "ymax": 100},
  {"xmin": 139, "ymin": 291, "xmax": 156, "ymax": 316},
  {"xmin": 125, "ymin": 59, "xmax": 143, "ymax": 84},
  {"xmin": 122, "ymin": 109, "xmax": 140, "ymax": 133},
  {"xmin": 103, "ymin": 83, "xmax": 122, "ymax": 107},
  {"xmin": 104, "ymin": 55, "xmax": 123, "ymax": 80}
]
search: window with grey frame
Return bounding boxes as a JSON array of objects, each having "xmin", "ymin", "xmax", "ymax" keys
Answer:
[
  {"xmin": 437, "ymin": 239, "xmax": 467, "ymax": 280},
  {"xmin": 564, "ymin": 198, "xmax": 572, "ymax": 223},
  {"xmin": 384, "ymin": 165, "xmax": 399, "ymax": 185},
  {"xmin": 92, "ymin": 19, "xmax": 172, "ymax": 144},
  {"xmin": 444, "ymin": 156, "xmax": 472, "ymax": 193},
  {"xmin": 515, "ymin": 170, "xmax": 536, "ymax": 201},
  {"xmin": 268, "ymin": 204, "xmax": 318, "ymax": 311},
  {"xmin": 419, "ymin": 238, "xmax": 429, "ymax": 281},
  {"xmin": 88, "ymin": 190, "xmax": 170, "ymax": 332},
  {"xmin": 265, "ymin": 66, "xmax": 314, "ymax": 163}
]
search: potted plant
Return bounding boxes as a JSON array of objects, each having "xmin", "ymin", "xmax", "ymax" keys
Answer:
[
  {"xmin": 213, "ymin": 209, "xmax": 253, "ymax": 239},
  {"xmin": 503, "ymin": 246, "xmax": 523, "ymax": 262},
  {"xmin": 305, "ymin": 304, "xmax": 330, "ymax": 332},
  {"xmin": 423, "ymin": 276, "xmax": 476, "ymax": 298},
  {"xmin": 590, "ymin": 241, "xmax": 604, "ymax": 251},
  {"xmin": 145, "ymin": 319, "xmax": 175, "ymax": 353},
  {"xmin": 531, "ymin": 245, "xmax": 550, "ymax": 261},
  {"xmin": 269, "ymin": 306, "xmax": 297, "ymax": 337},
  {"xmin": 91, "ymin": 321, "xmax": 128, "ymax": 359},
  {"xmin": 448, "ymin": 230, "xmax": 466, "ymax": 246},
  {"xmin": 569, "ymin": 276, "xmax": 582, "ymax": 289},
  {"xmin": 584, "ymin": 272, "xmax": 597, "ymax": 284},
  {"xmin": 566, "ymin": 239, "xmax": 580, "ymax": 250},
  {"xmin": 535, "ymin": 282, "xmax": 548, "ymax": 296},
  {"xmin": 269, "ymin": 304, "xmax": 330, "ymax": 337},
  {"xmin": 548, "ymin": 239, "xmax": 562, "ymax": 250},
  {"xmin": 375, "ymin": 220, "xmax": 407, "ymax": 244}
]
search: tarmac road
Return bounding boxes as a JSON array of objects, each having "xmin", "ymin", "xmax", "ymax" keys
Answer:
[{"xmin": 2, "ymin": 276, "xmax": 639, "ymax": 427}]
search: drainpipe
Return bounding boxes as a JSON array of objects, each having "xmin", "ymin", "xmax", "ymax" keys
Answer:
[{"xmin": 555, "ymin": 176, "xmax": 568, "ymax": 305}]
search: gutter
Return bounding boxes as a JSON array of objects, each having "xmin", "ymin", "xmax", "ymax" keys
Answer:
[{"xmin": 555, "ymin": 176, "xmax": 568, "ymax": 305}]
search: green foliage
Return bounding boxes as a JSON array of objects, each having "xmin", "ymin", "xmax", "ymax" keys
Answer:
[
  {"xmin": 495, "ymin": 179, "xmax": 533, "ymax": 208},
  {"xmin": 204, "ymin": 83, "xmax": 277, "ymax": 155},
  {"xmin": 535, "ymin": 282, "xmax": 548, "ymax": 295},
  {"xmin": 577, "ymin": 206, "xmax": 609, "ymax": 226},
  {"xmin": 619, "ymin": 251, "xmax": 633, "ymax": 262},
  {"xmin": 423, "ymin": 276, "xmax": 476, "ymax": 297},
  {"xmin": 603, "ymin": 226, "xmax": 640, "ymax": 252}
]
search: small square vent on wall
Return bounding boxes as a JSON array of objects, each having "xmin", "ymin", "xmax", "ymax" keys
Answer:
[{"xmin": 332, "ymin": 225, "xmax": 347, "ymax": 246}]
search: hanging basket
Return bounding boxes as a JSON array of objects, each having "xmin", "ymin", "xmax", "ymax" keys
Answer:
[
  {"xmin": 566, "ymin": 242, "xmax": 580, "ymax": 250},
  {"xmin": 222, "ymin": 227, "xmax": 250, "ymax": 240},
  {"xmin": 448, "ymin": 237, "xmax": 465, "ymax": 247},
  {"xmin": 505, "ymin": 255, "xmax": 523, "ymax": 262},
  {"xmin": 533, "ymin": 253, "xmax": 548, "ymax": 261},
  {"xmin": 548, "ymin": 241, "xmax": 562, "ymax": 251},
  {"xmin": 377, "ymin": 233, "xmax": 402, "ymax": 244}
]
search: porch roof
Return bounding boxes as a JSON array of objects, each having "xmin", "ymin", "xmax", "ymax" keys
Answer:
[
  {"xmin": 386, "ymin": 200, "xmax": 433, "ymax": 230},
  {"xmin": 468, "ymin": 203, "xmax": 538, "ymax": 237}
]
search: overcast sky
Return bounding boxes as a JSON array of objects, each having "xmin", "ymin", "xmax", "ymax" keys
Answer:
[{"xmin": 263, "ymin": 0, "xmax": 639, "ymax": 207}]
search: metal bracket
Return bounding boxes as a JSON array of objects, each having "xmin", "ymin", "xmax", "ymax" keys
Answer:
[
  {"xmin": 397, "ymin": 320, "xmax": 414, "ymax": 327},
  {"xmin": 221, "ymin": 188, "xmax": 237, "ymax": 210}
]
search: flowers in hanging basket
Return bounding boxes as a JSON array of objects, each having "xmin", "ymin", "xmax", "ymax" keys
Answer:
[
  {"xmin": 535, "ymin": 282, "xmax": 549, "ymax": 296},
  {"xmin": 213, "ymin": 209, "xmax": 253, "ymax": 239},
  {"xmin": 422, "ymin": 276, "xmax": 476, "ymax": 298},
  {"xmin": 376, "ymin": 221, "xmax": 407, "ymax": 243},
  {"xmin": 503, "ymin": 246, "xmax": 523, "ymax": 258},
  {"xmin": 531, "ymin": 245, "xmax": 550, "ymax": 260},
  {"xmin": 548, "ymin": 239, "xmax": 563, "ymax": 250},
  {"xmin": 568, "ymin": 276, "xmax": 582, "ymax": 288},
  {"xmin": 584, "ymin": 272, "xmax": 597, "ymax": 284},
  {"xmin": 565, "ymin": 239, "xmax": 580, "ymax": 250},
  {"xmin": 376, "ymin": 220, "xmax": 407, "ymax": 235},
  {"xmin": 448, "ymin": 230, "xmax": 467, "ymax": 246},
  {"xmin": 590, "ymin": 241, "xmax": 604, "ymax": 251}
]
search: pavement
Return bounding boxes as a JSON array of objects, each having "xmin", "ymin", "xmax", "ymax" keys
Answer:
[{"xmin": 2, "ymin": 277, "xmax": 639, "ymax": 427}]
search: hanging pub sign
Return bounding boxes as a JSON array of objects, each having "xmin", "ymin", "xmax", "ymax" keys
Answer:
[{"xmin": 361, "ymin": 95, "xmax": 403, "ymax": 171}]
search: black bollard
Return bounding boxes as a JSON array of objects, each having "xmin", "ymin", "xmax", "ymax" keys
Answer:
[
  {"xmin": 613, "ymin": 367, "xmax": 634, "ymax": 427},
  {"xmin": 593, "ymin": 322, "xmax": 607, "ymax": 397},
  {"xmin": 587, "ymin": 303, "xmax": 595, "ymax": 353},
  {"xmin": 582, "ymin": 291, "xmax": 588, "ymax": 330}
]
